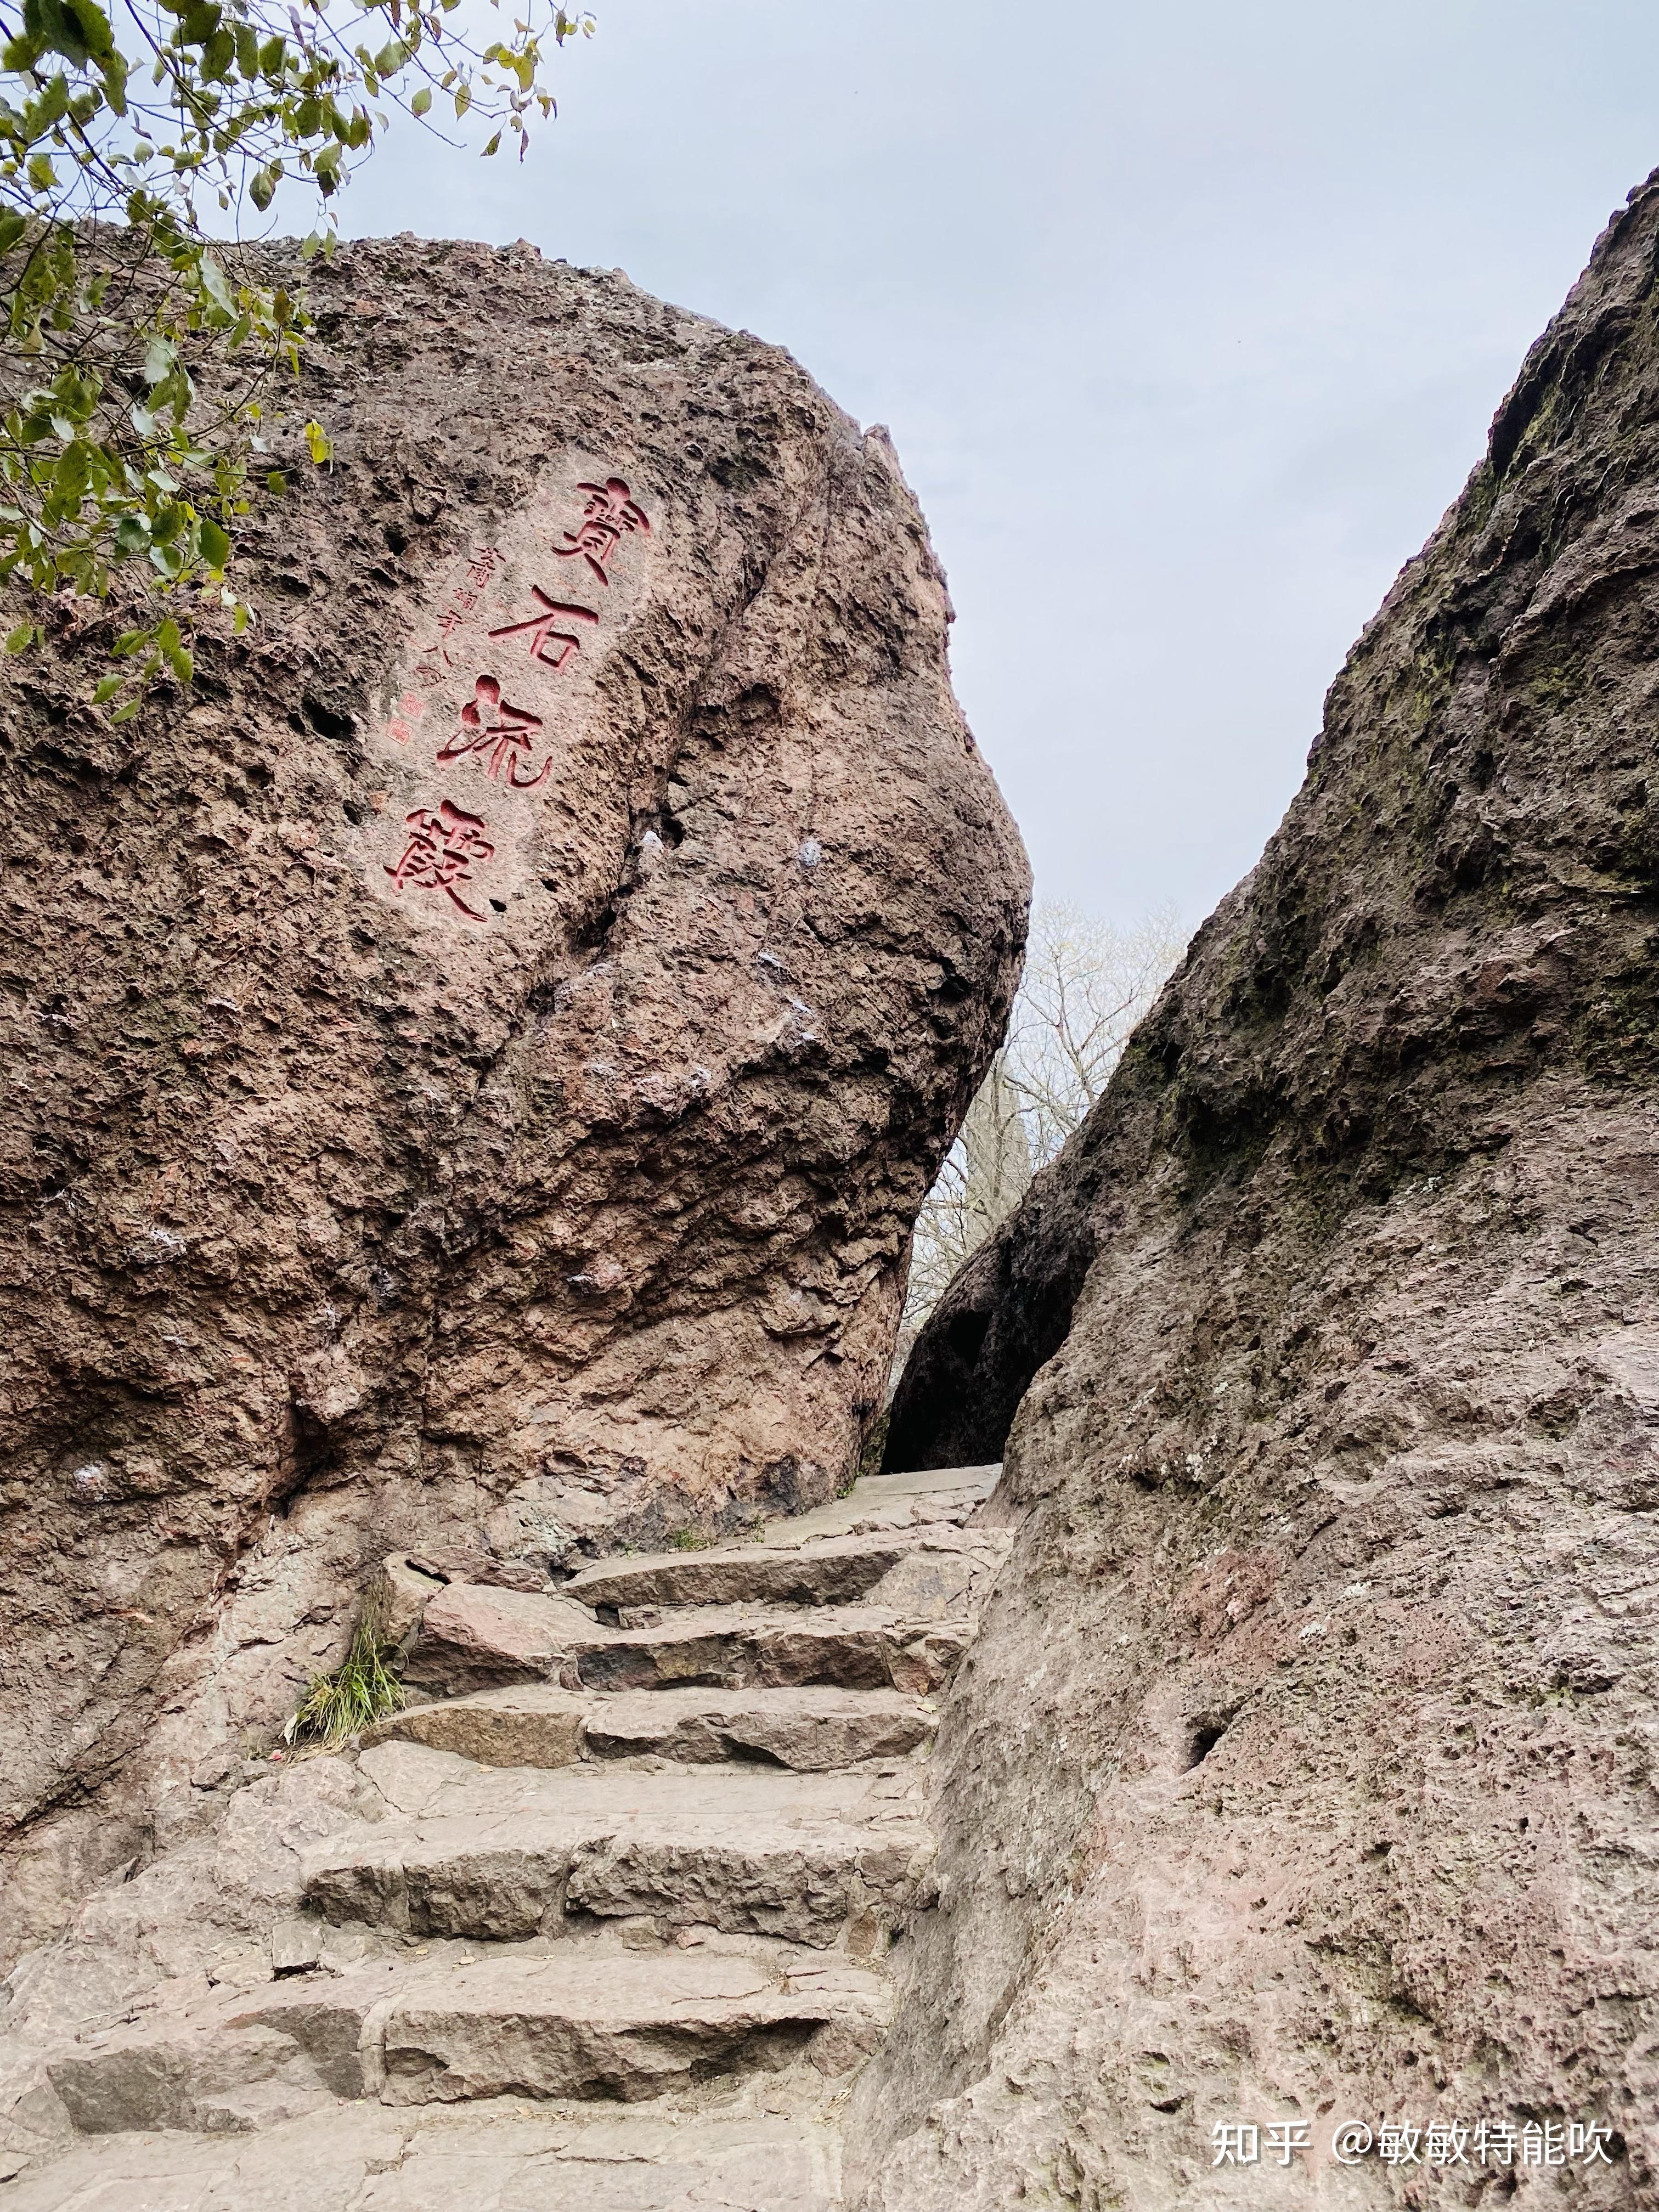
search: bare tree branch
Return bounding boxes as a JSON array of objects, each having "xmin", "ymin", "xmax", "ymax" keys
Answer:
[{"xmin": 894, "ymin": 901, "xmax": 1186, "ymax": 1374}]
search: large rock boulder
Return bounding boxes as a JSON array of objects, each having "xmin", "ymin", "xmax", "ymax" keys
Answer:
[
  {"xmin": 856, "ymin": 176, "xmax": 1659, "ymax": 2204},
  {"xmin": 0, "ymin": 235, "xmax": 1027, "ymax": 1955}
]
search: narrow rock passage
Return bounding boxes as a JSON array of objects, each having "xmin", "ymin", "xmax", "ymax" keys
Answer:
[{"xmin": 1, "ymin": 1463, "xmax": 1007, "ymax": 2210}]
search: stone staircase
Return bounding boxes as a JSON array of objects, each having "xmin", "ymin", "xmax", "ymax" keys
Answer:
[{"xmin": 1, "ymin": 1463, "xmax": 1006, "ymax": 2210}]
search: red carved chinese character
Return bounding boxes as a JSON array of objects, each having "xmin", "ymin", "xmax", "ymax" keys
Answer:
[
  {"xmin": 385, "ymin": 800, "xmax": 495, "ymax": 921},
  {"xmin": 555, "ymin": 478, "xmax": 650, "ymax": 585},
  {"xmin": 437, "ymin": 674, "xmax": 553, "ymax": 790},
  {"xmin": 488, "ymin": 588, "xmax": 600, "ymax": 671},
  {"xmin": 466, "ymin": 545, "xmax": 503, "ymax": 587}
]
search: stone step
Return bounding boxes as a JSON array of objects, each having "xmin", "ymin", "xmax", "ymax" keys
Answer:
[
  {"xmin": 572, "ymin": 1606, "xmax": 970, "ymax": 1696},
  {"xmin": 402, "ymin": 1584, "xmax": 612, "ymax": 1696},
  {"xmin": 371, "ymin": 1682, "xmax": 937, "ymax": 1771},
  {"xmin": 751, "ymin": 1462, "xmax": 1002, "ymax": 1545},
  {"xmin": 376, "ymin": 1946, "xmax": 888, "ymax": 2105},
  {"xmin": 303, "ymin": 1746, "xmax": 929, "ymax": 1948},
  {"xmin": 563, "ymin": 1525, "xmax": 1007, "ymax": 1619},
  {"xmin": 565, "ymin": 1531, "xmax": 915, "ymax": 1612},
  {"xmin": 407, "ymin": 1587, "xmax": 971, "ymax": 1699},
  {"xmin": 44, "ymin": 1943, "xmax": 887, "ymax": 2132},
  {"xmin": 4, "ymin": 2100, "xmax": 842, "ymax": 2210}
]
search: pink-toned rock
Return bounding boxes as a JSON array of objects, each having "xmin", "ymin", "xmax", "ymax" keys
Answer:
[
  {"xmin": 0, "ymin": 234, "xmax": 1026, "ymax": 1943},
  {"xmin": 854, "ymin": 176, "xmax": 1659, "ymax": 2212},
  {"xmin": 405, "ymin": 1584, "xmax": 605, "ymax": 1694}
]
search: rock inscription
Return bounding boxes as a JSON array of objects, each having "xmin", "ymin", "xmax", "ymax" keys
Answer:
[{"xmin": 375, "ymin": 470, "xmax": 654, "ymax": 927}]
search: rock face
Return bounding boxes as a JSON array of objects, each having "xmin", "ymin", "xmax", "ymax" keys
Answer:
[
  {"xmin": 0, "ymin": 235, "xmax": 1027, "ymax": 1956},
  {"xmin": 856, "ymin": 178, "xmax": 1659, "ymax": 2204}
]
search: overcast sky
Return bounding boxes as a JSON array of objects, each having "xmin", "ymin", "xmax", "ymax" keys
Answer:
[{"xmin": 336, "ymin": 0, "xmax": 1659, "ymax": 934}]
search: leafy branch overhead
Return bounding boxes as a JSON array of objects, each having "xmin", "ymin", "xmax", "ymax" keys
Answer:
[{"xmin": 0, "ymin": 0, "xmax": 591, "ymax": 704}]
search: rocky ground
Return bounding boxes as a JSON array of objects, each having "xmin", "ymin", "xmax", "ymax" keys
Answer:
[{"xmin": 0, "ymin": 1462, "xmax": 1005, "ymax": 2208}]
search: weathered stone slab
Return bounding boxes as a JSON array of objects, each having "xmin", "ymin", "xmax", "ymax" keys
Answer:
[
  {"xmin": 363, "ymin": 1555, "xmax": 449, "ymax": 1655},
  {"xmin": 378, "ymin": 1949, "xmax": 884, "ymax": 2104},
  {"xmin": 365, "ymin": 1681, "xmax": 934, "ymax": 1771},
  {"xmin": 364, "ymin": 1683, "xmax": 587, "ymax": 1768},
  {"xmin": 47, "ymin": 2017, "xmax": 331, "ymax": 2137},
  {"xmin": 563, "ymin": 1532, "xmax": 915, "ymax": 1612},
  {"xmin": 578, "ymin": 1685, "xmax": 936, "ymax": 1769},
  {"xmin": 3, "ymin": 2101, "xmax": 840, "ymax": 2212},
  {"xmin": 564, "ymin": 1828, "xmax": 921, "ymax": 1949},
  {"xmin": 571, "ymin": 1606, "xmax": 970, "ymax": 1695},
  {"xmin": 749, "ymin": 1465, "xmax": 1004, "ymax": 1549},
  {"xmin": 303, "ymin": 1762, "xmax": 927, "ymax": 1947},
  {"xmin": 403, "ymin": 1585, "xmax": 605, "ymax": 1694}
]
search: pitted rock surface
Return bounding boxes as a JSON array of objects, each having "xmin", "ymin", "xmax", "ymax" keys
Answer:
[
  {"xmin": 0, "ymin": 235, "xmax": 1027, "ymax": 1948},
  {"xmin": 854, "ymin": 178, "xmax": 1659, "ymax": 2208}
]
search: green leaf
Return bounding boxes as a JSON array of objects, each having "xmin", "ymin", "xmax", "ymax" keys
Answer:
[
  {"xmin": 0, "ymin": 0, "xmax": 572, "ymax": 697},
  {"xmin": 24, "ymin": 0, "xmax": 110, "ymax": 68},
  {"xmin": 199, "ymin": 255, "xmax": 233, "ymax": 313},
  {"xmin": 111, "ymin": 699, "xmax": 142, "ymax": 722},
  {"xmin": 92, "ymin": 672, "xmax": 122, "ymax": 703},
  {"xmin": 63, "ymin": 0, "xmax": 114, "ymax": 58},
  {"xmin": 99, "ymin": 40, "xmax": 128, "ymax": 109}
]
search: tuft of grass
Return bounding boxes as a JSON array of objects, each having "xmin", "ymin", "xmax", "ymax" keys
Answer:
[
  {"xmin": 667, "ymin": 1525, "xmax": 716, "ymax": 1551},
  {"xmin": 284, "ymin": 1612, "xmax": 405, "ymax": 1753}
]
